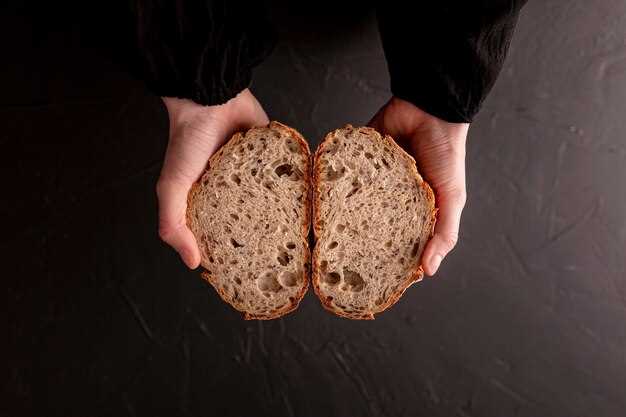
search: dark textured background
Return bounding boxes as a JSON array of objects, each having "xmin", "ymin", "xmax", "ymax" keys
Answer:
[{"xmin": 3, "ymin": 1, "xmax": 626, "ymax": 416}]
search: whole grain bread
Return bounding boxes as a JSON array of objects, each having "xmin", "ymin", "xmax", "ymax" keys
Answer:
[
  {"xmin": 187, "ymin": 121, "xmax": 311, "ymax": 320},
  {"xmin": 312, "ymin": 125, "xmax": 436, "ymax": 319}
]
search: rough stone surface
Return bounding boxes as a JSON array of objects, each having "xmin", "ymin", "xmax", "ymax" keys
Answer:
[{"xmin": 3, "ymin": 2, "xmax": 626, "ymax": 416}]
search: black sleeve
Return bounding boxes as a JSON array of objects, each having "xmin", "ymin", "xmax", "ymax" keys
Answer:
[
  {"xmin": 129, "ymin": 0, "xmax": 275, "ymax": 106},
  {"xmin": 376, "ymin": 1, "xmax": 528, "ymax": 123},
  {"xmin": 83, "ymin": 0, "xmax": 275, "ymax": 105}
]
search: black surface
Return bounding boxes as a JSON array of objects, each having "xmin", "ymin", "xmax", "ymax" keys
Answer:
[{"xmin": 3, "ymin": 2, "xmax": 626, "ymax": 416}]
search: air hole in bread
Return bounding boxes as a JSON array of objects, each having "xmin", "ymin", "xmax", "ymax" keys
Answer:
[
  {"xmin": 251, "ymin": 168, "xmax": 258, "ymax": 177},
  {"xmin": 336, "ymin": 224, "xmax": 346, "ymax": 233},
  {"xmin": 399, "ymin": 257, "xmax": 405, "ymax": 265},
  {"xmin": 328, "ymin": 241, "xmax": 338, "ymax": 249},
  {"xmin": 374, "ymin": 297, "xmax": 384, "ymax": 306},
  {"xmin": 216, "ymin": 181, "xmax": 227, "ymax": 187},
  {"xmin": 208, "ymin": 256, "xmax": 215, "ymax": 263},
  {"xmin": 323, "ymin": 272, "xmax": 340, "ymax": 285},
  {"xmin": 230, "ymin": 238, "xmax": 244, "ymax": 248},
  {"xmin": 285, "ymin": 139, "xmax": 300, "ymax": 153},
  {"xmin": 275, "ymin": 163, "xmax": 293, "ymax": 177},
  {"xmin": 385, "ymin": 240, "xmax": 392, "ymax": 248},
  {"xmin": 346, "ymin": 179, "xmax": 361, "ymax": 198},
  {"xmin": 234, "ymin": 277, "xmax": 242, "ymax": 285},
  {"xmin": 230, "ymin": 174, "xmax": 241, "ymax": 185},
  {"xmin": 326, "ymin": 164, "xmax": 345, "ymax": 181},
  {"xmin": 365, "ymin": 152, "xmax": 373, "ymax": 159},
  {"xmin": 343, "ymin": 269, "xmax": 365, "ymax": 292},
  {"xmin": 346, "ymin": 188, "xmax": 359, "ymax": 198},
  {"xmin": 277, "ymin": 251, "xmax": 291, "ymax": 266},
  {"xmin": 257, "ymin": 272, "xmax": 282, "ymax": 292},
  {"xmin": 263, "ymin": 181, "xmax": 274, "ymax": 190},
  {"xmin": 286, "ymin": 242, "xmax": 296, "ymax": 250},
  {"xmin": 320, "ymin": 260, "xmax": 328, "ymax": 271},
  {"xmin": 411, "ymin": 240, "xmax": 421, "ymax": 257},
  {"xmin": 382, "ymin": 158, "xmax": 390, "ymax": 169},
  {"xmin": 278, "ymin": 271, "xmax": 298, "ymax": 287},
  {"xmin": 230, "ymin": 213, "xmax": 239, "ymax": 221}
]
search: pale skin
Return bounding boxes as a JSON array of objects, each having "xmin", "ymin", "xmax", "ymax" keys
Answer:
[{"xmin": 157, "ymin": 89, "xmax": 467, "ymax": 276}]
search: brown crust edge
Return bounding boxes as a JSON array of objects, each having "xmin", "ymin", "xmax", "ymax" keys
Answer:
[
  {"xmin": 311, "ymin": 125, "xmax": 437, "ymax": 320},
  {"xmin": 187, "ymin": 121, "xmax": 312, "ymax": 320}
]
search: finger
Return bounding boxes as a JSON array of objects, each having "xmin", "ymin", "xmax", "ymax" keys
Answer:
[
  {"xmin": 422, "ymin": 191, "xmax": 466, "ymax": 276},
  {"xmin": 156, "ymin": 177, "xmax": 201, "ymax": 269},
  {"xmin": 367, "ymin": 102, "xmax": 415, "ymax": 154}
]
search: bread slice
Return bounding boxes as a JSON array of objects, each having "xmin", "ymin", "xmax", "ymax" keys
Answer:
[
  {"xmin": 187, "ymin": 121, "xmax": 311, "ymax": 320},
  {"xmin": 312, "ymin": 125, "xmax": 436, "ymax": 319}
]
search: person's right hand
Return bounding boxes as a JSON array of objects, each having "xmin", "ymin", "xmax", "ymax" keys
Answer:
[{"xmin": 157, "ymin": 89, "xmax": 269, "ymax": 268}]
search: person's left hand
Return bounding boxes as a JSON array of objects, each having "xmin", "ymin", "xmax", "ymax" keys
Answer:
[{"xmin": 369, "ymin": 97, "xmax": 469, "ymax": 276}]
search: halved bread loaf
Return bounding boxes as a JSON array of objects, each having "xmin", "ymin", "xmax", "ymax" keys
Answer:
[
  {"xmin": 312, "ymin": 125, "xmax": 436, "ymax": 319},
  {"xmin": 187, "ymin": 121, "xmax": 311, "ymax": 320}
]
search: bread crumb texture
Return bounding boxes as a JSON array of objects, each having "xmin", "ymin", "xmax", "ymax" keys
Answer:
[
  {"xmin": 187, "ymin": 122, "xmax": 311, "ymax": 320},
  {"xmin": 313, "ymin": 125, "xmax": 435, "ymax": 319}
]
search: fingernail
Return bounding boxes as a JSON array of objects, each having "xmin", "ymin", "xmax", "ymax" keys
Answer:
[{"xmin": 430, "ymin": 254, "xmax": 442, "ymax": 275}]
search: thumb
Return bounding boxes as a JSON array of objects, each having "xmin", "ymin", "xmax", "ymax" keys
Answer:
[
  {"xmin": 156, "ymin": 175, "xmax": 202, "ymax": 269},
  {"xmin": 421, "ymin": 190, "xmax": 466, "ymax": 276}
]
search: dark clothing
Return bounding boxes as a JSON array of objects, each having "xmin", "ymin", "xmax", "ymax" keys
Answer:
[{"xmin": 132, "ymin": 0, "xmax": 527, "ymax": 123}]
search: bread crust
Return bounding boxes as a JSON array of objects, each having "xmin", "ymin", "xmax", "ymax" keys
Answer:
[
  {"xmin": 311, "ymin": 125, "xmax": 437, "ymax": 320},
  {"xmin": 187, "ymin": 121, "xmax": 311, "ymax": 320}
]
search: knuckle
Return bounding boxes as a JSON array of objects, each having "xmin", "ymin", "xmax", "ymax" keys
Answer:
[
  {"xmin": 158, "ymin": 219, "xmax": 180, "ymax": 243},
  {"xmin": 442, "ymin": 233, "xmax": 459, "ymax": 250},
  {"xmin": 158, "ymin": 225, "xmax": 174, "ymax": 242},
  {"xmin": 449, "ymin": 189, "xmax": 467, "ymax": 207},
  {"xmin": 155, "ymin": 176, "xmax": 174, "ymax": 199}
]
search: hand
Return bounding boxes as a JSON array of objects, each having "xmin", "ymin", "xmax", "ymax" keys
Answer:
[
  {"xmin": 157, "ymin": 89, "xmax": 269, "ymax": 268},
  {"xmin": 369, "ymin": 97, "xmax": 469, "ymax": 276}
]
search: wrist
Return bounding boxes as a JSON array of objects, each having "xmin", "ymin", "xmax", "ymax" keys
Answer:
[{"xmin": 389, "ymin": 96, "xmax": 469, "ymax": 143}]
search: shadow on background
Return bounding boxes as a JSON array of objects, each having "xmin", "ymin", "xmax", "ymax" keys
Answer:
[{"xmin": 3, "ymin": 2, "xmax": 626, "ymax": 417}]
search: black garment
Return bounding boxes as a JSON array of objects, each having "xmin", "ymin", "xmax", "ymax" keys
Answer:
[{"xmin": 131, "ymin": 0, "xmax": 528, "ymax": 123}]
